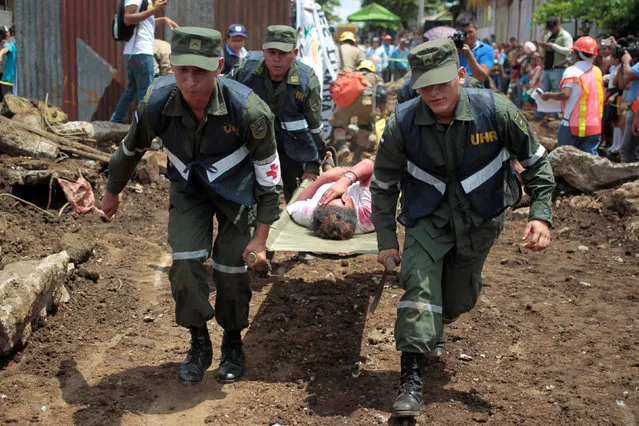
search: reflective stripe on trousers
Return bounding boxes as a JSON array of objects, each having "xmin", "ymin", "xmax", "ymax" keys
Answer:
[
  {"xmin": 172, "ymin": 249, "xmax": 209, "ymax": 260},
  {"xmin": 397, "ymin": 301, "xmax": 443, "ymax": 314}
]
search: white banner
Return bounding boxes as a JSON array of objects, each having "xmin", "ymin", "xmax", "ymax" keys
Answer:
[{"xmin": 296, "ymin": 0, "xmax": 338, "ymax": 139}]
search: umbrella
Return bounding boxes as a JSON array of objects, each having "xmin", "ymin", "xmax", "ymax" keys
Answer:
[
  {"xmin": 347, "ymin": 2, "xmax": 401, "ymax": 22},
  {"xmin": 423, "ymin": 26, "xmax": 456, "ymax": 41}
]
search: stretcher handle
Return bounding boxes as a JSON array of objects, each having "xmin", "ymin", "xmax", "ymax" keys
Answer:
[{"xmin": 385, "ymin": 256, "xmax": 395, "ymax": 273}]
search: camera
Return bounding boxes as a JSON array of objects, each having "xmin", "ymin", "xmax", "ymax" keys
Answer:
[
  {"xmin": 612, "ymin": 37, "xmax": 639, "ymax": 61},
  {"xmin": 450, "ymin": 30, "xmax": 467, "ymax": 49}
]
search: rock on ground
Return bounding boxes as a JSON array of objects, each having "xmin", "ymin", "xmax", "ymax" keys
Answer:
[
  {"xmin": 626, "ymin": 219, "xmax": 639, "ymax": 242},
  {"xmin": 548, "ymin": 146, "xmax": 639, "ymax": 193},
  {"xmin": 61, "ymin": 233, "xmax": 94, "ymax": 264},
  {"xmin": 612, "ymin": 179, "xmax": 639, "ymax": 216},
  {"xmin": 569, "ymin": 195, "xmax": 594, "ymax": 209},
  {"xmin": 0, "ymin": 251, "xmax": 70, "ymax": 356}
]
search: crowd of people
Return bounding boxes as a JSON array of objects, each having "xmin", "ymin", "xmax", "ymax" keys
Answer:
[
  {"xmin": 99, "ymin": 0, "xmax": 639, "ymax": 421},
  {"xmin": 349, "ymin": 14, "xmax": 639, "ymax": 162},
  {"xmin": 487, "ymin": 18, "xmax": 639, "ymax": 161}
]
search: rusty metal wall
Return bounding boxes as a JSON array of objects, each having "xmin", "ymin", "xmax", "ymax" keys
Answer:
[
  {"xmin": 15, "ymin": 0, "xmax": 65, "ymax": 110},
  {"xmin": 164, "ymin": 0, "xmax": 215, "ymax": 40},
  {"xmin": 215, "ymin": 0, "xmax": 292, "ymax": 51},
  {"xmin": 61, "ymin": 0, "xmax": 125, "ymax": 121},
  {"xmin": 16, "ymin": 0, "xmax": 126, "ymax": 121},
  {"xmin": 16, "ymin": 0, "xmax": 292, "ymax": 122}
]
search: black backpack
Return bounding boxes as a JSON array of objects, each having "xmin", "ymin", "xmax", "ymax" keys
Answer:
[{"xmin": 112, "ymin": 0, "xmax": 149, "ymax": 42}]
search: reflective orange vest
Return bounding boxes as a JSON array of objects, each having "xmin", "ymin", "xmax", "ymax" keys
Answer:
[{"xmin": 561, "ymin": 65, "xmax": 603, "ymax": 137}]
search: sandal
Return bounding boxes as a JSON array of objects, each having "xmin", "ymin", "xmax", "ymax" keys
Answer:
[{"xmin": 322, "ymin": 149, "xmax": 336, "ymax": 171}]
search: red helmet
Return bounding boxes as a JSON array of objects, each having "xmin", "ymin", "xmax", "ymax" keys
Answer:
[{"xmin": 572, "ymin": 36, "xmax": 598, "ymax": 56}]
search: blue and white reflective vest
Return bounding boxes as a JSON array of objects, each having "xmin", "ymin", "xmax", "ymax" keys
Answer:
[
  {"xmin": 146, "ymin": 75, "xmax": 256, "ymax": 206},
  {"xmin": 235, "ymin": 51, "xmax": 319, "ymax": 162},
  {"xmin": 396, "ymin": 88, "xmax": 522, "ymax": 227}
]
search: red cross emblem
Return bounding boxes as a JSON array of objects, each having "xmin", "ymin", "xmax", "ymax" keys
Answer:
[{"xmin": 266, "ymin": 164, "xmax": 279, "ymax": 180}]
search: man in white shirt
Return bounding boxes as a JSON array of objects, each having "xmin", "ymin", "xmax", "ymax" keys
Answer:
[
  {"xmin": 110, "ymin": 0, "xmax": 177, "ymax": 123},
  {"xmin": 536, "ymin": 16, "xmax": 573, "ymax": 119},
  {"xmin": 366, "ymin": 37, "xmax": 388, "ymax": 80}
]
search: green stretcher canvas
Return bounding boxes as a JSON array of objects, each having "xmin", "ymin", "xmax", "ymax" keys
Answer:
[
  {"xmin": 266, "ymin": 179, "xmax": 378, "ymax": 254},
  {"xmin": 266, "ymin": 210, "xmax": 379, "ymax": 254}
]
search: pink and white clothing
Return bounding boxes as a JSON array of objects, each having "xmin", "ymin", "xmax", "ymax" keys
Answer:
[{"xmin": 287, "ymin": 181, "xmax": 374, "ymax": 234}]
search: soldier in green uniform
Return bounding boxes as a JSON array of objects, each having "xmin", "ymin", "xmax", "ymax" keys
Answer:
[
  {"xmin": 229, "ymin": 25, "xmax": 326, "ymax": 202},
  {"xmin": 100, "ymin": 27, "xmax": 282, "ymax": 385},
  {"xmin": 371, "ymin": 39, "xmax": 555, "ymax": 418}
]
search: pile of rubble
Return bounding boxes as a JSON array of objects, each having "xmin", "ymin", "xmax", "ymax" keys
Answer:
[
  {"xmin": 0, "ymin": 94, "xmax": 166, "ymax": 357},
  {"xmin": 547, "ymin": 146, "xmax": 639, "ymax": 241}
]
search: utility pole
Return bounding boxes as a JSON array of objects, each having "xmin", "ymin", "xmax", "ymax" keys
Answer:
[{"xmin": 418, "ymin": 0, "xmax": 424, "ymax": 31}]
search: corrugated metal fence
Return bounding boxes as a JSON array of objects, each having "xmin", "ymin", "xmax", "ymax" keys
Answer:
[
  {"xmin": 16, "ymin": 0, "xmax": 291, "ymax": 121},
  {"xmin": 214, "ymin": 0, "xmax": 292, "ymax": 50}
]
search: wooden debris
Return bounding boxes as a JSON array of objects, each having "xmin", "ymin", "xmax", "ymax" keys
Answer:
[
  {"xmin": 0, "ymin": 116, "xmax": 111, "ymax": 164},
  {"xmin": 0, "ymin": 116, "xmax": 58, "ymax": 159}
]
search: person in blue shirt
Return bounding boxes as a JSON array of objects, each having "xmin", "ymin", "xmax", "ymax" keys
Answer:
[
  {"xmin": 222, "ymin": 23, "xmax": 248, "ymax": 74},
  {"xmin": 0, "ymin": 26, "xmax": 16, "ymax": 99},
  {"xmin": 455, "ymin": 12, "xmax": 494, "ymax": 84},
  {"xmin": 391, "ymin": 38, "xmax": 410, "ymax": 80}
]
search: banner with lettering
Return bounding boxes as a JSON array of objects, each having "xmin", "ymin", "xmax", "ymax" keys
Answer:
[{"xmin": 296, "ymin": 0, "xmax": 338, "ymax": 139}]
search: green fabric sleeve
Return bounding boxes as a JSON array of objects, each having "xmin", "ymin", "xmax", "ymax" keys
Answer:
[
  {"xmin": 370, "ymin": 113, "xmax": 405, "ymax": 250},
  {"xmin": 496, "ymin": 95, "xmax": 556, "ymax": 226},
  {"xmin": 242, "ymin": 92, "xmax": 283, "ymax": 225},
  {"xmin": 105, "ymin": 96, "xmax": 154, "ymax": 195}
]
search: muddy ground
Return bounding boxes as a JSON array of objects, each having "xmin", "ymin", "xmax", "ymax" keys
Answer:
[{"xmin": 1, "ymin": 126, "xmax": 639, "ymax": 425}]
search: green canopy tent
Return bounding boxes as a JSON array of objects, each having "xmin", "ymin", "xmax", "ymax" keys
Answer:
[{"xmin": 347, "ymin": 2, "xmax": 401, "ymax": 22}]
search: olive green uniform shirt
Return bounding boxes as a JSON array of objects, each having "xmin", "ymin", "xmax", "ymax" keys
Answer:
[
  {"xmin": 106, "ymin": 78, "xmax": 281, "ymax": 228},
  {"xmin": 338, "ymin": 43, "xmax": 366, "ymax": 72},
  {"xmin": 231, "ymin": 58, "xmax": 325, "ymax": 175},
  {"xmin": 371, "ymin": 88, "xmax": 555, "ymax": 256}
]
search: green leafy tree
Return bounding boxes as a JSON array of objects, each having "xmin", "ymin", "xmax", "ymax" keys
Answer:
[
  {"xmin": 533, "ymin": 0, "xmax": 639, "ymax": 35},
  {"xmin": 315, "ymin": 0, "xmax": 342, "ymax": 25}
]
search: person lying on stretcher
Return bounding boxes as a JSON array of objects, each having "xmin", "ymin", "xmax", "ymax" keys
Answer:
[{"xmin": 287, "ymin": 158, "xmax": 375, "ymax": 240}]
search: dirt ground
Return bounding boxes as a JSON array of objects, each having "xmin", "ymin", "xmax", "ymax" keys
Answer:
[{"xmin": 1, "ymin": 130, "xmax": 639, "ymax": 425}]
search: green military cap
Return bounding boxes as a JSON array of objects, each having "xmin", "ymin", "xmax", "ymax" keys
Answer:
[
  {"xmin": 262, "ymin": 25, "xmax": 296, "ymax": 52},
  {"xmin": 170, "ymin": 27, "xmax": 222, "ymax": 71},
  {"xmin": 408, "ymin": 38, "xmax": 460, "ymax": 89}
]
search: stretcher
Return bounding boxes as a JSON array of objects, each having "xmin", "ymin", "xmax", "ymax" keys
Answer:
[{"xmin": 265, "ymin": 180, "xmax": 378, "ymax": 255}]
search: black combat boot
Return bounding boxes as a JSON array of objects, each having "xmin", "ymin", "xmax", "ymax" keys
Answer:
[
  {"xmin": 177, "ymin": 325, "xmax": 212, "ymax": 384},
  {"xmin": 392, "ymin": 352, "xmax": 425, "ymax": 417},
  {"xmin": 217, "ymin": 330, "xmax": 245, "ymax": 384}
]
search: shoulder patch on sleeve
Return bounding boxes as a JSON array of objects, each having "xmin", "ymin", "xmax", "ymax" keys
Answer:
[
  {"xmin": 514, "ymin": 111, "xmax": 528, "ymax": 133},
  {"xmin": 250, "ymin": 116, "xmax": 268, "ymax": 139},
  {"xmin": 309, "ymin": 92, "xmax": 321, "ymax": 112}
]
